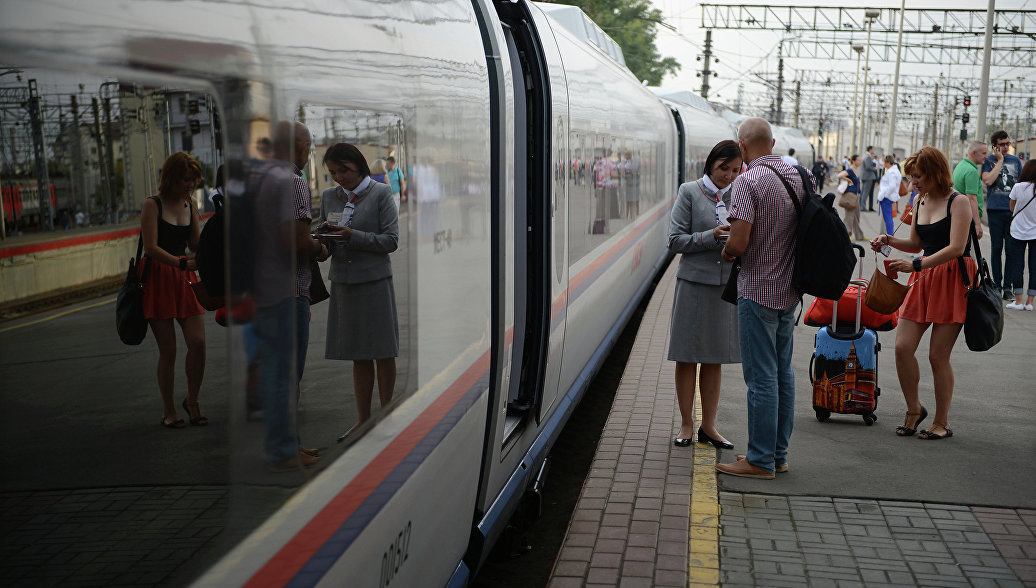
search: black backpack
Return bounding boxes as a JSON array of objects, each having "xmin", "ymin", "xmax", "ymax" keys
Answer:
[{"xmin": 760, "ymin": 163, "xmax": 856, "ymax": 301}]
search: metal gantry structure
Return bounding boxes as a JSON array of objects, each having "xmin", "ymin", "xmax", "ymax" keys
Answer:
[{"xmin": 699, "ymin": 3, "xmax": 1036, "ymax": 157}]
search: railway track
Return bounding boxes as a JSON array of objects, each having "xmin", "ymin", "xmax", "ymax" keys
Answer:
[{"xmin": 0, "ymin": 277, "xmax": 123, "ymax": 323}]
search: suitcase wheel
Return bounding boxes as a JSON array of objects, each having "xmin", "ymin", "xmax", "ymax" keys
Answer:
[
  {"xmin": 814, "ymin": 408, "xmax": 831, "ymax": 422},
  {"xmin": 863, "ymin": 412, "xmax": 876, "ymax": 426}
]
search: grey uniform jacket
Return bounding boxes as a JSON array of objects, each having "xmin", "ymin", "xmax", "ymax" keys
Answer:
[
  {"xmin": 320, "ymin": 180, "xmax": 399, "ymax": 284},
  {"xmin": 668, "ymin": 179, "xmax": 733, "ymax": 286}
]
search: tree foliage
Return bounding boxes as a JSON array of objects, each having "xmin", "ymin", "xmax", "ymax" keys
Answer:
[{"xmin": 547, "ymin": 0, "xmax": 679, "ymax": 86}]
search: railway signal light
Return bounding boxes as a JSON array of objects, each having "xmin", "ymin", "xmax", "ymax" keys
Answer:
[
  {"xmin": 818, "ymin": 118, "xmax": 824, "ymax": 135},
  {"xmin": 963, "ymin": 95, "xmax": 971, "ymax": 108},
  {"xmin": 189, "ymin": 119, "xmax": 200, "ymax": 134},
  {"xmin": 962, "ymin": 112, "xmax": 970, "ymax": 124}
]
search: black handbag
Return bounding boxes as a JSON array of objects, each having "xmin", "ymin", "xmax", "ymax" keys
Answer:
[
  {"xmin": 116, "ymin": 236, "xmax": 150, "ymax": 345},
  {"xmin": 962, "ymin": 222, "xmax": 1004, "ymax": 352},
  {"xmin": 721, "ymin": 258, "xmax": 740, "ymax": 305}
]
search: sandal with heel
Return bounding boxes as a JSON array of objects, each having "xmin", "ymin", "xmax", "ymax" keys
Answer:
[
  {"xmin": 918, "ymin": 422, "xmax": 953, "ymax": 440},
  {"xmin": 895, "ymin": 406, "xmax": 928, "ymax": 437},
  {"xmin": 182, "ymin": 398, "xmax": 209, "ymax": 426}
]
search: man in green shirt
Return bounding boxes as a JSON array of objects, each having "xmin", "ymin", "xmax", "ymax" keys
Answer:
[{"xmin": 952, "ymin": 141, "xmax": 986, "ymax": 239}]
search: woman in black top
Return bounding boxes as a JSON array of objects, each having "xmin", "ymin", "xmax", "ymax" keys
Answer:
[{"xmin": 140, "ymin": 152, "xmax": 207, "ymax": 428}]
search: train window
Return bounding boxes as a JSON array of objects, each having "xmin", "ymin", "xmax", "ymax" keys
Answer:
[
  {"xmin": 0, "ymin": 64, "xmax": 235, "ymax": 584},
  {"xmin": 568, "ymin": 131, "xmax": 591, "ymax": 262}
]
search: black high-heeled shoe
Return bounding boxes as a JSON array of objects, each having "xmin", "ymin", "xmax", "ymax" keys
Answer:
[
  {"xmin": 697, "ymin": 428, "xmax": 734, "ymax": 449},
  {"xmin": 182, "ymin": 398, "xmax": 208, "ymax": 426}
]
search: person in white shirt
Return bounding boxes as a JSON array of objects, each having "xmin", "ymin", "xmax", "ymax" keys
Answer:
[
  {"xmin": 780, "ymin": 148, "xmax": 798, "ymax": 167},
  {"xmin": 876, "ymin": 154, "xmax": 902, "ymax": 234},
  {"xmin": 1005, "ymin": 159, "xmax": 1036, "ymax": 310}
]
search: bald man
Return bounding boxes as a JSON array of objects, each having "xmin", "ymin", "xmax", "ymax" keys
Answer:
[
  {"xmin": 951, "ymin": 141, "xmax": 986, "ymax": 239},
  {"xmin": 718, "ymin": 117, "xmax": 814, "ymax": 479}
]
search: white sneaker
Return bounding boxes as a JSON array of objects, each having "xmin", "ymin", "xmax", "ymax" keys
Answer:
[
  {"xmin": 1006, "ymin": 302, "xmax": 1024, "ymax": 310},
  {"xmin": 1025, "ymin": 304, "xmax": 1034, "ymax": 311}
]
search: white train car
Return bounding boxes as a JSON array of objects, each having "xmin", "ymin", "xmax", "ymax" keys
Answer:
[{"xmin": 0, "ymin": 1, "xmax": 746, "ymax": 586}]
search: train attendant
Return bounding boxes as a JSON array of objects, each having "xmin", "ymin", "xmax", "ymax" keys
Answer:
[
  {"xmin": 871, "ymin": 147, "xmax": 977, "ymax": 440},
  {"xmin": 318, "ymin": 143, "xmax": 400, "ymax": 439},
  {"xmin": 140, "ymin": 152, "xmax": 207, "ymax": 428},
  {"xmin": 667, "ymin": 139, "xmax": 742, "ymax": 450},
  {"xmin": 876, "ymin": 154, "xmax": 901, "ymax": 234}
]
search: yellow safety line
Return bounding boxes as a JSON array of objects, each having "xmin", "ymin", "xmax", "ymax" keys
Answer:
[
  {"xmin": 0, "ymin": 297, "xmax": 114, "ymax": 334},
  {"xmin": 688, "ymin": 378, "xmax": 721, "ymax": 588}
]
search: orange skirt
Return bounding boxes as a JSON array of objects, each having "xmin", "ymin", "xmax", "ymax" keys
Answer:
[
  {"xmin": 899, "ymin": 256, "xmax": 977, "ymax": 325},
  {"xmin": 140, "ymin": 258, "xmax": 205, "ymax": 320}
]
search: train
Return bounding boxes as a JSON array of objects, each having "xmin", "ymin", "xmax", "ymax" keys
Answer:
[{"xmin": 0, "ymin": 1, "xmax": 816, "ymax": 586}]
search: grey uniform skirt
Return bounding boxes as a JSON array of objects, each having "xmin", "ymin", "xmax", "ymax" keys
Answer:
[
  {"xmin": 325, "ymin": 277, "xmax": 399, "ymax": 360},
  {"xmin": 667, "ymin": 278, "xmax": 741, "ymax": 364}
]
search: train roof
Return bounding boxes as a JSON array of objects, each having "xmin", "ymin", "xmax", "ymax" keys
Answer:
[
  {"xmin": 535, "ymin": 3, "xmax": 626, "ymax": 68},
  {"xmin": 649, "ymin": 87, "xmax": 715, "ymax": 114}
]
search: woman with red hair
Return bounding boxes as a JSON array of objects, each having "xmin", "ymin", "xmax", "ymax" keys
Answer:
[
  {"xmin": 140, "ymin": 152, "xmax": 207, "ymax": 428},
  {"xmin": 871, "ymin": 146, "xmax": 976, "ymax": 440}
]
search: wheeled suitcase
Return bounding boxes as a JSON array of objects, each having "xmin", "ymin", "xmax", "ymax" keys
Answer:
[{"xmin": 809, "ymin": 253, "xmax": 881, "ymax": 425}]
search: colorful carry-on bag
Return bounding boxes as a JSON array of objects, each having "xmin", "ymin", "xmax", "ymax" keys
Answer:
[{"xmin": 809, "ymin": 245, "xmax": 880, "ymax": 425}]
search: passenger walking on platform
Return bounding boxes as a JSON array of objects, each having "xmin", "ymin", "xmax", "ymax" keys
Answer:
[
  {"xmin": 952, "ymin": 141, "xmax": 986, "ymax": 238},
  {"xmin": 1005, "ymin": 159, "xmax": 1036, "ymax": 311},
  {"xmin": 871, "ymin": 147, "xmax": 977, "ymax": 440},
  {"xmin": 251, "ymin": 121, "xmax": 328, "ymax": 469},
  {"xmin": 140, "ymin": 152, "xmax": 207, "ymax": 429},
  {"xmin": 983, "ymin": 130, "xmax": 1023, "ymax": 300},
  {"xmin": 318, "ymin": 143, "xmax": 400, "ymax": 441},
  {"xmin": 861, "ymin": 146, "xmax": 878, "ymax": 211},
  {"xmin": 780, "ymin": 148, "xmax": 797, "ymax": 167},
  {"xmin": 811, "ymin": 156, "xmax": 829, "ymax": 190},
  {"xmin": 876, "ymin": 154, "xmax": 901, "ymax": 235},
  {"xmin": 718, "ymin": 118, "xmax": 812, "ymax": 479},
  {"xmin": 837, "ymin": 155, "xmax": 866, "ymax": 240},
  {"xmin": 370, "ymin": 158, "xmax": 388, "ymax": 184},
  {"xmin": 667, "ymin": 139, "xmax": 742, "ymax": 450}
]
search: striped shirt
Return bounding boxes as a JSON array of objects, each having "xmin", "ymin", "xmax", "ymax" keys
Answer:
[
  {"xmin": 728, "ymin": 155, "xmax": 812, "ymax": 310},
  {"xmin": 292, "ymin": 164, "xmax": 312, "ymax": 299}
]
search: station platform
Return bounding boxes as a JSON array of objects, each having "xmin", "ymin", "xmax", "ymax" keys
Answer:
[{"xmin": 548, "ymin": 207, "xmax": 1036, "ymax": 587}]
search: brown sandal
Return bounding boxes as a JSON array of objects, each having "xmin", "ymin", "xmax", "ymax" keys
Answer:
[{"xmin": 895, "ymin": 406, "xmax": 928, "ymax": 436}]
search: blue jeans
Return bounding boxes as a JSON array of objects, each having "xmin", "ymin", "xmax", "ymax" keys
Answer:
[
  {"xmin": 1005, "ymin": 235, "xmax": 1036, "ymax": 296},
  {"xmin": 738, "ymin": 298, "xmax": 797, "ymax": 473},
  {"xmin": 879, "ymin": 199, "xmax": 894, "ymax": 234},
  {"xmin": 253, "ymin": 296, "xmax": 311, "ymax": 463},
  {"xmin": 987, "ymin": 209, "xmax": 1012, "ymax": 290}
]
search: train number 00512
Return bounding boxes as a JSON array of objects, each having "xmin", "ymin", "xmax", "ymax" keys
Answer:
[{"xmin": 380, "ymin": 520, "xmax": 412, "ymax": 587}]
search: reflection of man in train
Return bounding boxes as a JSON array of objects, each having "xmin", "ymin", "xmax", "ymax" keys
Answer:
[
  {"xmin": 251, "ymin": 121, "xmax": 329, "ymax": 470},
  {"xmin": 385, "ymin": 156, "xmax": 406, "ymax": 210},
  {"xmin": 413, "ymin": 156, "xmax": 441, "ymax": 238}
]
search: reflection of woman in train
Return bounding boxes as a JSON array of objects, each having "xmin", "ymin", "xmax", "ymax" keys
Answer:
[
  {"xmin": 667, "ymin": 140, "xmax": 742, "ymax": 450},
  {"xmin": 370, "ymin": 158, "xmax": 388, "ymax": 184},
  {"xmin": 141, "ymin": 152, "xmax": 207, "ymax": 428},
  {"xmin": 623, "ymin": 149, "xmax": 640, "ymax": 219},
  {"xmin": 318, "ymin": 143, "xmax": 400, "ymax": 436}
]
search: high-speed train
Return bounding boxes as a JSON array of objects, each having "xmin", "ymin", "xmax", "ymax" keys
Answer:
[{"xmin": 0, "ymin": 1, "xmax": 793, "ymax": 586}]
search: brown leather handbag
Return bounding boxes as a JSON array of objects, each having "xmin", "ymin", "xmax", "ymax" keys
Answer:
[{"xmin": 863, "ymin": 267, "xmax": 911, "ymax": 315}]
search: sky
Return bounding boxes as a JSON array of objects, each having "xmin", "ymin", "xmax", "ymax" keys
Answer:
[{"xmin": 648, "ymin": 0, "xmax": 1035, "ymax": 132}]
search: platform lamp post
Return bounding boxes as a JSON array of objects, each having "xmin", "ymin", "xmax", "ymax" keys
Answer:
[
  {"xmin": 887, "ymin": 0, "xmax": 906, "ymax": 158},
  {"xmin": 850, "ymin": 43, "xmax": 865, "ymax": 155},
  {"xmin": 857, "ymin": 9, "xmax": 880, "ymax": 160}
]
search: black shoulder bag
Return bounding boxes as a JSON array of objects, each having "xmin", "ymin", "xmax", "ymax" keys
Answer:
[
  {"xmin": 961, "ymin": 220, "xmax": 1004, "ymax": 352},
  {"xmin": 116, "ymin": 235, "xmax": 150, "ymax": 345}
]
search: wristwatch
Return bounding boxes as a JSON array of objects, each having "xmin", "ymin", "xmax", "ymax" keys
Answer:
[
  {"xmin": 179, "ymin": 257, "xmax": 188, "ymax": 271},
  {"xmin": 912, "ymin": 258, "xmax": 923, "ymax": 273}
]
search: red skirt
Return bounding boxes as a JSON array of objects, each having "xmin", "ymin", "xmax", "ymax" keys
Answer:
[
  {"xmin": 899, "ymin": 256, "xmax": 977, "ymax": 325},
  {"xmin": 140, "ymin": 258, "xmax": 205, "ymax": 320}
]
